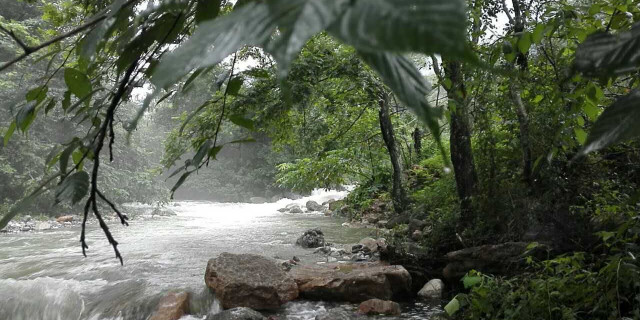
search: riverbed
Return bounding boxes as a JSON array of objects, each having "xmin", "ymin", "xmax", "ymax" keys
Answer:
[{"xmin": 0, "ymin": 190, "xmax": 442, "ymax": 319}]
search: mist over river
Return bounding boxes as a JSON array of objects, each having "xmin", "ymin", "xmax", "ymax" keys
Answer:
[{"xmin": 0, "ymin": 189, "xmax": 441, "ymax": 320}]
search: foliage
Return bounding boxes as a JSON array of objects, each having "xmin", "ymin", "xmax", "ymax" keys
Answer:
[{"xmin": 451, "ymin": 218, "xmax": 640, "ymax": 319}]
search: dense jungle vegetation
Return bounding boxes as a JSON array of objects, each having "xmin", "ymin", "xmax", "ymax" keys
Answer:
[{"xmin": 1, "ymin": 0, "xmax": 640, "ymax": 318}]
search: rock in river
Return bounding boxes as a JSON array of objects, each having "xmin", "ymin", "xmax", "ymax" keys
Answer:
[
  {"xmin": 149, "ymin": 291, "xmax": 190, "ymax": 320},
  {"xmin": 357, "ymin": 299, "xmax": 401, "ymax": 316},
  {"xmin": 205, "ymin": 253, "xmax": 299, "ymax": 310},
  {"xmin": 289, "ymin": 262, "xmax": 411, "ymax": 302},
  {"xmin": 207, "ymin": 307, "xmax": 266, "ymax": 320},
  {"xmin": 295, "ymin": 229, "xmax": 325, "ymax": 248},
  {"xmin": 417, "ymin": 279, "xmax": 444, "ymax": 299},
  {"xmin": 56, "ymin": 215, "xmax": 74, "ymax": 223},
  {"xmin": 306, "ymin": 200, "xmax": 324, "ymax": 212}
]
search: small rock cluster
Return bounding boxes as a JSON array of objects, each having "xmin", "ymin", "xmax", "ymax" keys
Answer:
[
  {"xmin": 295, "ymin": 228, "xmax": 325, "ymax": 248},
  {"xmin": 1, "ymin": 215, "xmax": 80, "ymax": 233},
  {"xmin": 277, "ymin": 200, "xmax": 332, "ymax": 215}
]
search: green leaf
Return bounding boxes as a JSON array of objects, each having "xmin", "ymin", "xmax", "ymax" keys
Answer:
[
  {"xmin": 62, "ymin": 91, "xmax": 72, "ymax": 110},
  {"xmin": 3, "ymin": 122, "xmax": 16, "ymax": 147},
  {"xmin": 574, "ymin": 22, "xmax": 640, "ymax": 77},
  {"xmin": 192, "ymin": 140, "xmax": 213, "ymax": 167},
  {"xmin": 170, "ymin": 172, "xmax": 191, "ymax": 198},
  {"xmin": 574, "ymin": 127, "xmax": 587, "ymax": 145},
  {"xmin": 578, "ymin": 89, "xmax": 640, "ymax": 156},
  {"xmin": 26, "ymin": 85, "xmax": 48, "ymax": 104},
  {"xmin": 64, "ymin": 68, "xmax": 93, "ymax": 99},
  {"xmin": 518, "ymin": 32, "xmax": 532, "ymax": 54},
  {"xmin": 208, "ymin": 145, "xmax": 223, "ymax": 159},
  {"xmin": 462, "ymin": 275, "xmax": 482, "ymax": 289},
  {"xmin": 532, "ymin": 24, "xmax": 545, "ymax": 44},
  {"xmin": 55, "ymin": 171, "xmax": 90, "ymax": 205},
  {"xmin": 328, "ymin": 0, "xmax": 469, "ymax": 59},
  {"xmin": 359, "ymin": 52, "xmax": 440, "ymax": 135},
  {"xmin": 444, "ymin": 297, "xmax": 461, "ymax": 316},
  {"xmin": 533, "ymin": 95, "xmax": 543, "ymax": 103},
  {"xmin": 44, "ymin": 98, "xmax": 57, "ymax": 114},
  {"xmin": 16, "ymin": 102, "xmax": 37, "ymax": 132},
  {"xmin": 152, "ymin": 2, "xmax": 277, "ymax": 89},
  {"xmin": 59, "ymin": 141, "xmax": 79, "ymax": 176},
  {"xmin": 588, "ymin": 4, "xmax": 601, "ymax": 16},
  {"xmin": 195, "ymin": 0, "xmax": 221, "ymax": 24},
  {"xmin": 584, "ymin": 102, "xmax": 600, "ymax": 121},
  {"xmin": 80, "ymin": 0, "xmax": 127, "ymax": 59},
  {"xmin": 359, "ymin": 51, "xmax": 448, "ymax": 166},
  {"xmin": 228, "ymin": 138, "xmax": 256, "ymax": 144},
  {"xmin": 228, "ymin": 114, "xmax": 255, "ymax": 131},
  {"xmin": 226, "ymin": 76, "xmax": 244, "ymax": 96},
  {"xmin": 266, "ymin": 0, "xmax": 349, "ymax": 77},
  {"xmin": 72, "ymin": 149, "xmax": 85, "ymax": 171}
]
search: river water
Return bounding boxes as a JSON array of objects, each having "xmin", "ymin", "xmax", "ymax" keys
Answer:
[{"xmin": 0, "ymin": 189, "xmax": 442, "ymax": 320}]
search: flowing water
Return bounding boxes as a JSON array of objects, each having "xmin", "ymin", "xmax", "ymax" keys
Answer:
[{"xmin": 0, "ymin": 189, "xmax": 442, "ymax": 320}]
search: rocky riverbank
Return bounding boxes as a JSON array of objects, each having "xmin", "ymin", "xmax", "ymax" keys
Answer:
[
  {"xmin": 0, "ymin": 204, "xmax": 178, "ymax": 234},
  {"xmin": 148, "ymin": 224, "xmax": 449, "ymax": 320}
]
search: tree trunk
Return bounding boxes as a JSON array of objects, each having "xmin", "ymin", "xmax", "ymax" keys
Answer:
[
  {"xmin": 443, "ymin": 59, "xmax": 477, "ymax": 221},
  {"xmin": 507, "ymin": 0, "xmax": 533, "ymax": 187},
  {"xmin": 412, "ymin": 127, "xmax": 422, "ymax": 162},
  {"xmin": 510, "ymin": 82, "xmax": 533, "ymax": 186},
  {"xmin": 378, "ymin": 91, "xmax": 408, "ymax": 213}
]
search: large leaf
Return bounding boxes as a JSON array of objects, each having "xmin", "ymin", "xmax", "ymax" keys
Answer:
[
  {"xmin": 64, "ymin": 68, "xmax": 93, "ymax": 99},
  {"xmin": 574, "ymin": 22, "xmax": 640, "ymax": 77},
  {"xmin": 578, "ymin": 89, "xmax": 640, "ymax": 156},
  {"xmin": 228, "ymin": 114, "xmax": 255, "ymax": 131},
  {"xmin": 3, "ymin": 121, "xmax": 16, "ymax": 147},
  {"xmin": 16, "ymin": 102, "xmax": 37, "ymax": 132},
  {"xmin": 444, "ymin": 297, "xmax": 461, "ymax": 316},
  {"xmin": 152, "ymin": 2, "xmax": 277, "ymax": 89},
  {"xmin": 226, "ymin": 76, "xmax": 244, "ymax": 96},
  {"xmin": 195, "ymin": 0, "xmax": 221, "ymax": 24},
  {"xmin": 80, "ymin": 0, "xmax": 127, "ymax": 59},
  {"xmin": 266, "ymin": 0, "xmax": 349, "ymax": 77},
  {"xmin": 55, "ymin": 171, "xmax": 90, "ymax": 205},
  {"xmin": 359, "ymin": 52, "xmax": 440, "ymax": 131},
  {"xmin": 328, "ymin": 0, "xmax": 468, "ymax": 58},
  {"xmin": 359, "ymin": 51, "xmax": 449, "ymax": 165}
]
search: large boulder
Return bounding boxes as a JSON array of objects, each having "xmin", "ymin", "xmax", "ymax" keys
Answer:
[
  {"xmin": 443, "ymin": 242, "xmax": 541, "ymax": 279},
  {"xmin": 149, "ymin": 291, "xmax": 190, "ymax": 320},
  {"xmin": 289, "ymin": 262, "xmax": 411, "ymax": 302},
  {"xmin": 206, "ymin": 307, "xmax": 265, "ymax": 320},
  {"xmin": 357, "ymin": 299, "xmax": 401, "ymax": 316},
  {"xmin": 205, "ymin": 253, "xmax": 299, "ymax": 310},
  {"xmin": 295, "ymin": 229, "xmax": 325, "ymax": 248},
  {"xmin": 306, "ymin": 200, "xmax": 324, "ymax": 212},
  {"xmin": 417, "ymin": 279, "xmax": 444, "ymax": 299},
  {"xmin": 286, "ymin": 203, "xmax": 303, "ymax": 214}
]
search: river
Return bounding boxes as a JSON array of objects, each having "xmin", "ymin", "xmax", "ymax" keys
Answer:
[{"xmin": 0, "ymin": 189, "xmax": 442, "ymax": 320}]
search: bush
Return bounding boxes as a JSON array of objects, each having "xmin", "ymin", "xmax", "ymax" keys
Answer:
[{"xmin": 448, "ymin": 219, "xmax": 640, "ymax": 320}]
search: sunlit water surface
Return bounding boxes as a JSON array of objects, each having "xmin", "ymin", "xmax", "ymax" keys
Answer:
[{"xmin": 0, "ymin": 189, "xmax": 441, "ymax": 319}]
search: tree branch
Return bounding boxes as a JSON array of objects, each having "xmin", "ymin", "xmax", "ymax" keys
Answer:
[
  {"xmin": 81, "ymin": 58, "xmax": 139, "ymax": 265},
  {"xmin": 0, "ymin": 0, "xmax": 138, "ymax": 73},
  {"xmin": 0, "ymin": 24, "xmax": 33, "ymax": 53}
]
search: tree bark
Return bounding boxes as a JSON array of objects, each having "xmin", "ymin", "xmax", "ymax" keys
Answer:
[
  {"xmin": 412, "ymin": 127, "xmax": 422, "ymax": 162},
  {"xmin": 378, "ymin": 91, "xmax": 408, "ymax": 213},
  {"xmin": 443, "ymin": 59, "xmax": 477, "ymax": 221},
  {"xmin": 510, "ymin": 82, "xmax": 533, "ymax": 186}
]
